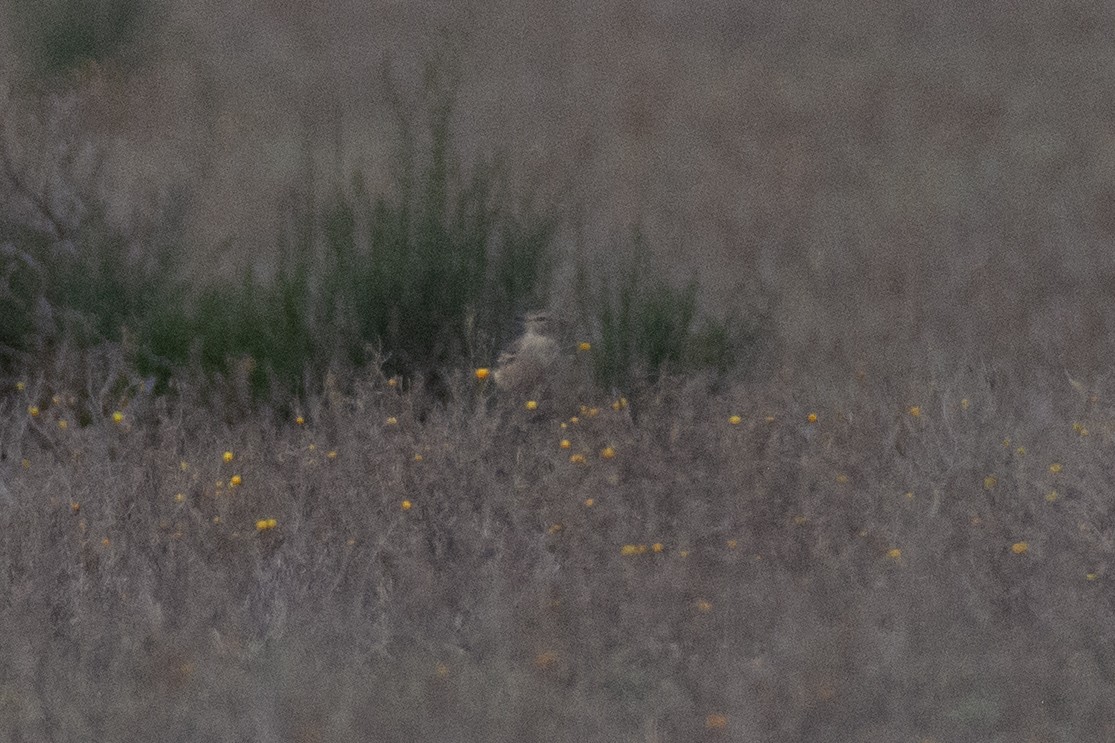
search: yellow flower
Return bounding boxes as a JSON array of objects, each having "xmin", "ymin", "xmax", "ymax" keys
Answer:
[
  {"xmin": 764, "ymin": 415, "xmax": 776, "ymax": 423},
  {"xmin": 960, "ymin": 398, "xmax": 970, "ymax": 411},
  {"xmin": 326, "ymin": 450, "xmax": 337, "ymax": 460},
  {"xmin": 569, "ymin": 453, "xmax": 586, "ymax": 464},
  {"xmin": 401, "ymin": 500, "xmax": 412, "ymax": 511},
  {"xmin": 229, "ymin": 475, "xmax": 242, "ymax": 487},
  {"xmin": 705, "ymin": 713, "xmax": 728, "ymax": 730},
  {"xmin": 413, "ymin": 453, "xmax": 423, "ymax": 462},
  {"xmin": 15, "ymin": 381, "xmax": 25, "ymax": 391},
  {"xmin": 1049, "ymin": 462, "xmax": 1063, "ymax": 474},
  {"xmin": 27, "ymin": 405, "xmax": 39, "ymax": 417},
  {"xmin": 434, "ymin": 662, "xmax": 450, "ymax": 679},
  {"xmin": 835, "ymin": 473, "xmax": 849, "ymax": 483},
  {"xmin": 387, "ymin": 378, "xmax": 398, "ymax": 388},
  {"xmin": 1046, "ymin": 490, "xmax": 1059, "ymax": 503},
  {"xmin": 726, "ymin": 539, "xmax": 738, "ymax": 549},
  {"xmin": 255, "ymin": 518, "xmax": 277, "ymax": 531},
  {"xmin": 174, "ymin": 493, "xmax": 185, "ymax": 503},
  {"xmin": 600, "ymin": 446, "xmax": 616, "ymax": 459},
  {"xmin": 886, "ymin": 548, "xmax": 902, "ymax": 560},
  {"xmin": 807, "ymin": 412, "xmax": 817, "ymax": 423},
  {"xmin": 57, "ymin": 419, "xmax": 68, "ymax": 430},
  {"xmin": 295, "ymin": 415, "xmax": 305, "ymax": 425},
  {"xmin": 728, "ymin": 415, "xmax": 742, "ymax": 425},
  {"xmin": 112, "ymin": 411, "xmax": 124, "ymax": 424},
  {"xmin": 534, "ymin": 650, "xmax": 559, "ymax": 669},
  {"xmin": 474, "ymin": 367, "xmax": 490, "ymax": 380},
  {"xmin": 587, "ymin": 406, "xmax": 601, "ymax": 417},
  {"xmin": 525, "ymin": 400, "xmax": 538, "ymax": 411},
  {"xmin": 983, "ymin": 475, "xmax": 997, "ymax": 490},
  {"xmin": 678, "ymin": 549, "xmax": 690, "ymax": 558},
  {"xmin": 179, "ymin": 460, "xmax": 189, "ymax": 471},
  {"xmin": 1087, "ymin": 572, "xmax": 1098, "ymax": 581},
  {"xmin": 101, "ymin": 537, "xmax": 111, "ymax": 546},
  {"xmin": 569, "ymin": 416, "xmax": 579, "ymax": 425},
  {"xmin": 560, "ymin": 439, "xmax": 572, "ymax": 449},
  {"xmin": 792, "ymin": 515, "xmax": 807, "ymax": 525},
  {"xmin": 620, "ymin": 544, "xmax": 646, "ymax": 556},
  {"xmin": 695, "ymin": 599, "xmax": 713, "ymax": 613},
  {"xmin": 651, "ymin": 542, "xmax": 664, "ymax": 553},
  {"xmin": 578, "ymin": 342, "xmax": 592, "ymax": 352},
  {"xmin": 908, "ymin": 406, "xmax": 921, "ymax": 417},
  {"xmin": 223, "ymin": 451, "xmax": 234, "ymax": 463},
  {"xmin": 547, "ymin": 523, "xmax": 563, "ymax": 535},
  {"xmin": 70, "ymin": 501, "xmax": 80, "ymax": 513},
  {"xmin": 583, "ymin": 498, "xmax": 594, "ymax": 507},
  {"xmin": 1011, "ymin": 541, "xmax": 1029, "ymax": 555},
  {"xmin": 385, "ymin": 416, "xmax": 398, "ymax": 426}
]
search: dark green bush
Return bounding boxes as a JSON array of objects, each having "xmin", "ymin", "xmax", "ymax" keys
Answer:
[
  {"xmin": 578, "ymin": 228, "xmax": 762, "ymax": 392},
  {"xmin": 7, "ymin": 0, "xmax": 156, "ymax": 79}
]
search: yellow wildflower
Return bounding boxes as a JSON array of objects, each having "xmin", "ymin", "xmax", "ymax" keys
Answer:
[
  {"xmin": 1011, "ymin": 541, "xmax": 1029, "ymax": 555},
  {"xmin": 112, "ymin": 411, "xmax": 124, "ymax": 424},
  {"xmin": 705, "ymin": 714, "xmax": 728, "ymax": 730},
  {"xmin": 1049, "ymin": 462, "xmax": 1063, "ymax": 474},
  {"xmin": 401, "ymin": 500, "xmax": 412, "ymax": 511},
  {"xmin": 908, "ymin": 406, "xmax": 921, "ymax": 417},
  {"xmin": 534, "ymin": 650, "xmax": 559, "ymax": 669},
  {"xmin": 560, "ymin": 439, "xmax": 571, "ymax": 449},
  {"xmin": 525, "ymin": 400, "xmax": 538, "ymax": 411},
  {"xmin": 474, "ymin": 368, "xmax": 490, "ymax": 380},
  {"xmin": 807, "ymin": 412, "xmax": 817, "ymax": 423},
  {"xmin": 728, "ymin": 415, "xmax": 742, "ymax": 425},
  {"xmin": 223, "ymin": 451, "xmax": 234, "ymax": 463},
  {"xmin": 578, "ymin": 342, "xmax": 592, "ymax": 352},
  {"xmin": 600, "ymin": 446, "xmax": 616, "ymax": 459},
  {"xmin": 229, "ymin": 475, "xmax": 242, "ymax": 487}
]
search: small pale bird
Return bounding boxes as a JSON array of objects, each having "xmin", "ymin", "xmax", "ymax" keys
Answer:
[{"xmin": 493, "ymin": 311, "xmax": 563, "ymax": 395}]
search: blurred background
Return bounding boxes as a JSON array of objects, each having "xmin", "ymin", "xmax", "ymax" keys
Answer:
[{"xmin": 1, "ymin": 0, "xmax": 1112, "ymax": 382}]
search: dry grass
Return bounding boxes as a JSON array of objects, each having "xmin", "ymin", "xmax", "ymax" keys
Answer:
[{"xmin": 2, "ymin": 355, "xmax": 1113, "ymax": 741}]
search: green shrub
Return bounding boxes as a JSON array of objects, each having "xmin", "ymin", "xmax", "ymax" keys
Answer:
[
  {"xmin": 578, "ymin": 228, "xmax": 762, "ymax": 392},
  {"xmin": 126, "ymin": 55, "xmax": 557, "ymax": 409},
  {"xmin": 7, "ymin": 0, "xmax": 156, "ymax": 79}
]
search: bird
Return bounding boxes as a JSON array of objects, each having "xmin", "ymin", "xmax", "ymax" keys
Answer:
[{"xmin": 492, "ymin": 311, "xmax": 563, "ymax": 395}]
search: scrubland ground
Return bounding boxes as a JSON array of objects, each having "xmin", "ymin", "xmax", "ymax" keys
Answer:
[
  {"xmin": 3, "ymin": 0, "xmax": 1115, "ymax": 740},
  {"xmin": 3, "ymin": 357, "xmax": 1115, "ymax": 741}
]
